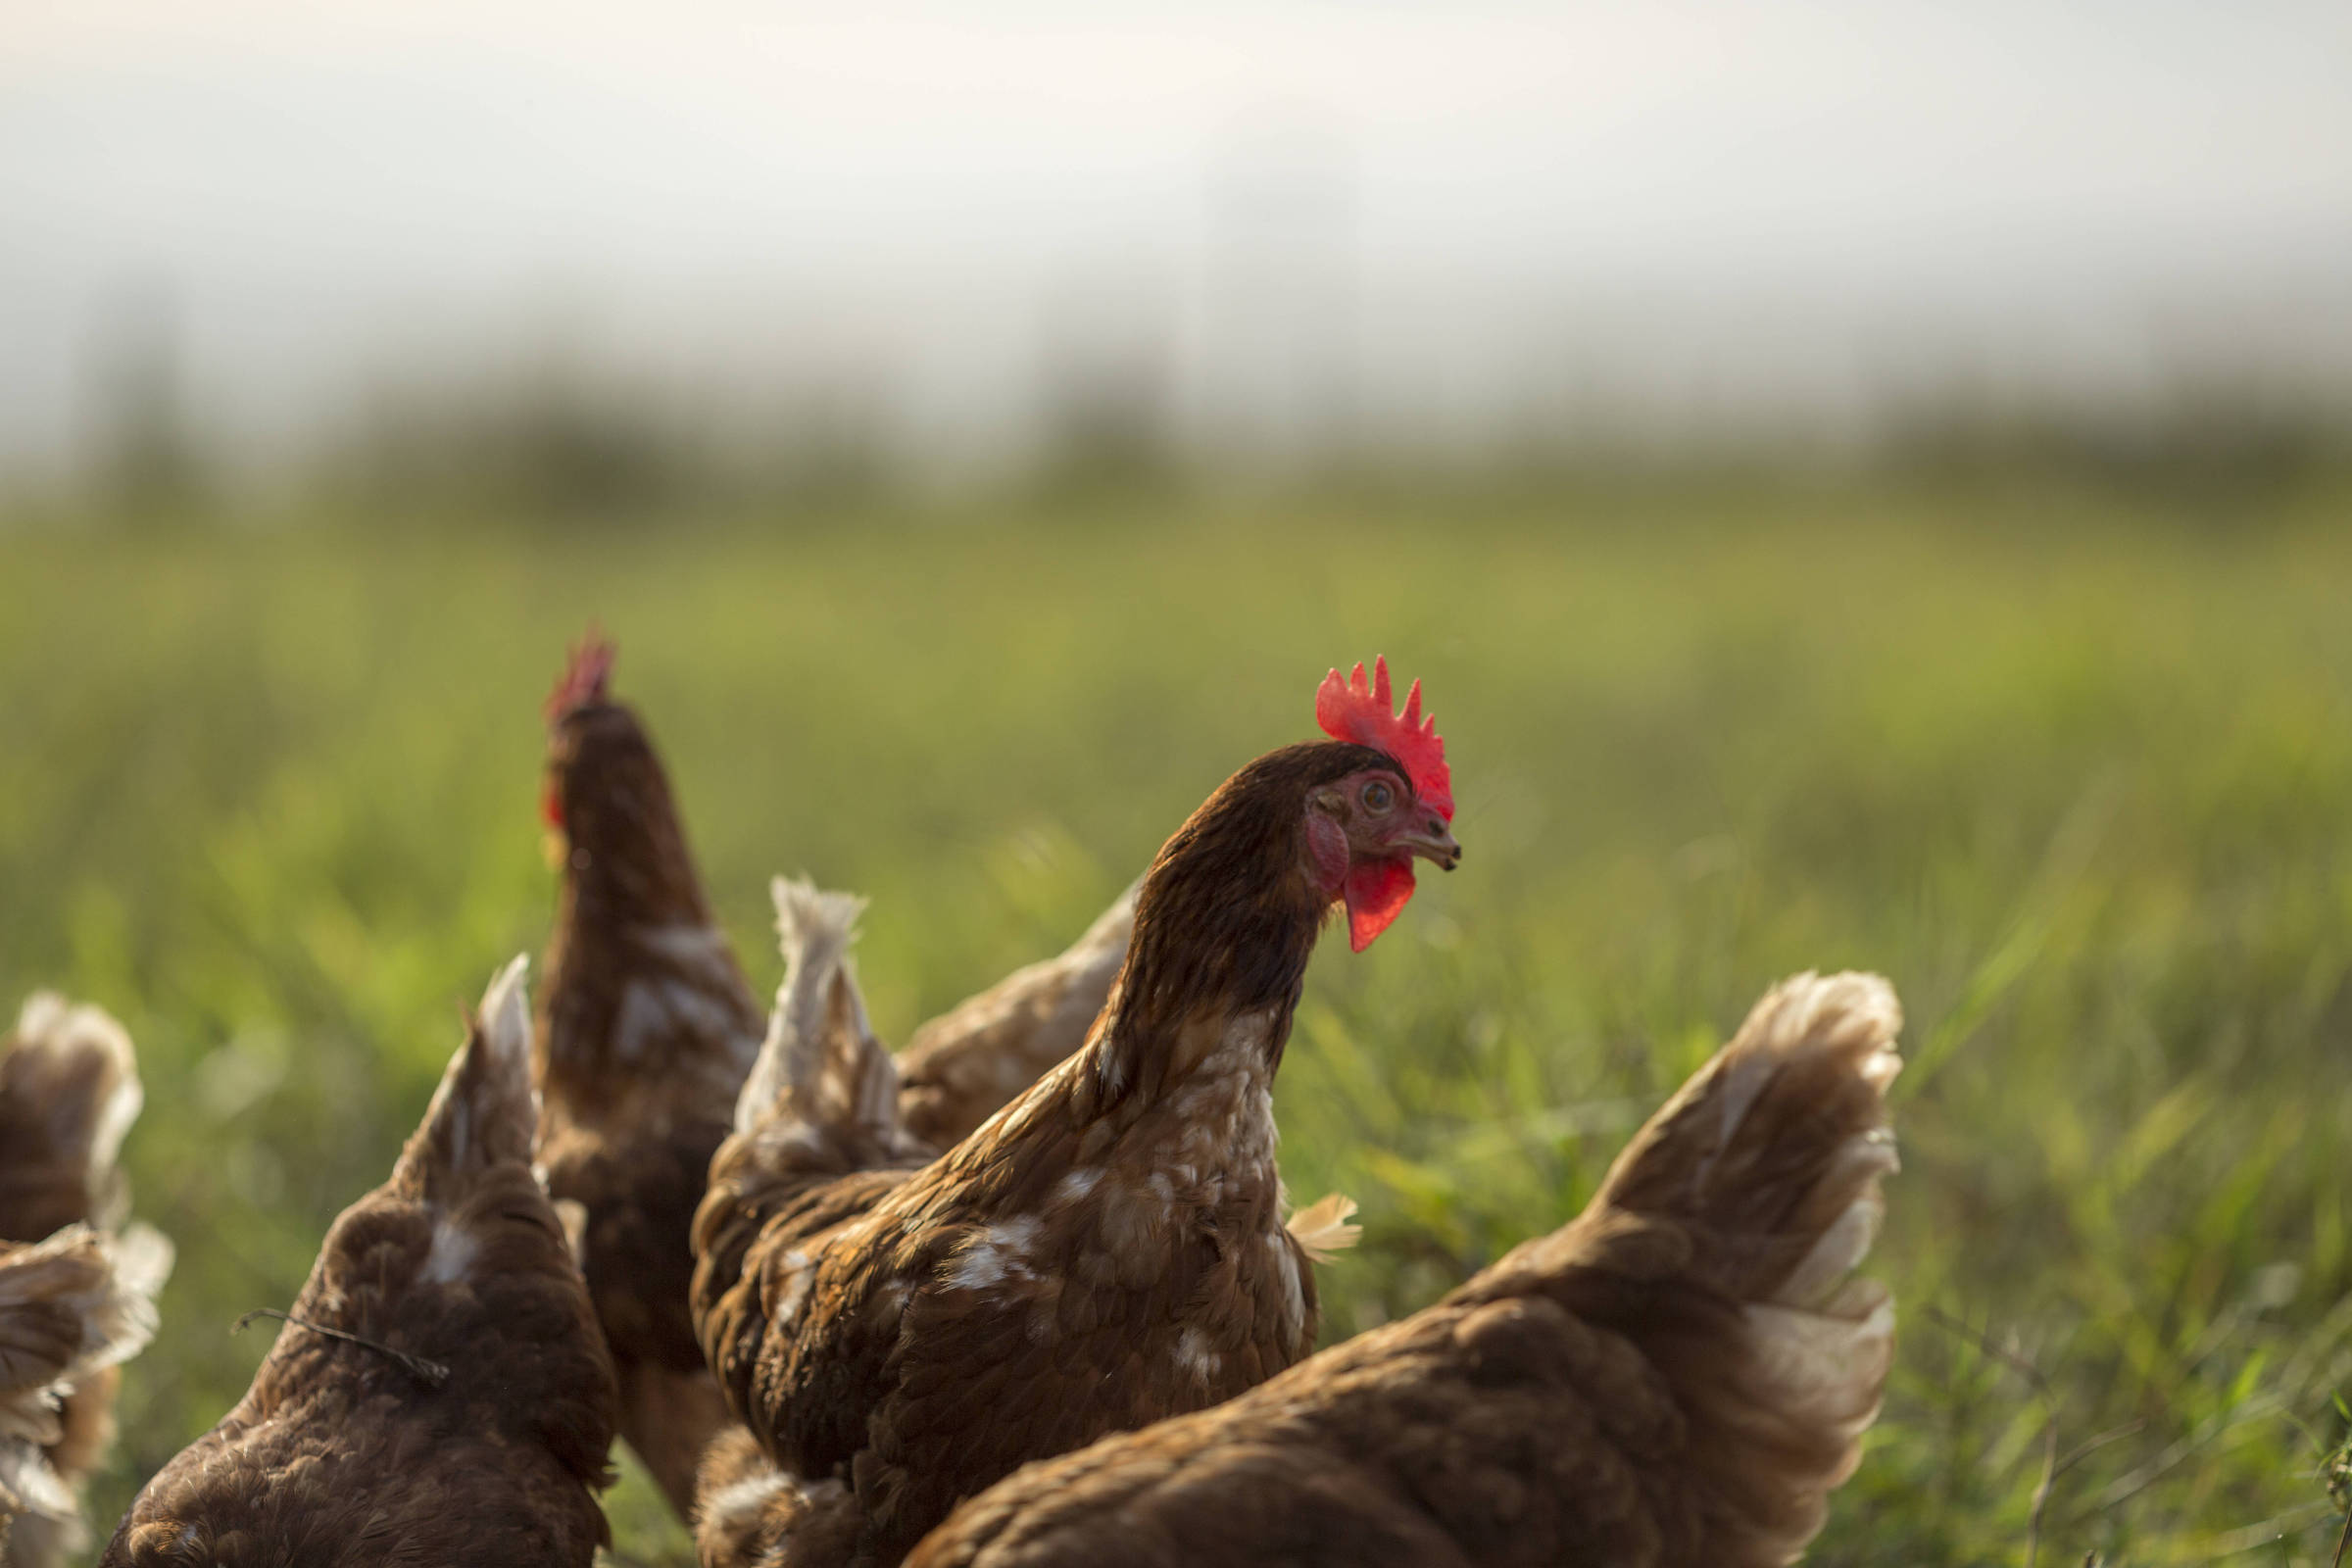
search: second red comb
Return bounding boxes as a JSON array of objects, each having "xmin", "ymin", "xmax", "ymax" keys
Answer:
[{"xmin": 545, "ymin": 628, "xmax": 617, "ymax": 721}]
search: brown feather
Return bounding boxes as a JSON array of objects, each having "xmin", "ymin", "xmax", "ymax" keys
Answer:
[
  {"xmin": 0, "ymin": 1224, "xmax": 168, "ymax": 1566},
  {"xmin": 906, "ymin": 971, "xmax": 1903, "ymax": 1568},
  {"xmin": 0, "ymin": 994, "xmax": 166, "ymax": 1568},
  {"xmin": 537, "ymin": 694, "xmax": 767, "ymax": 1517},
  {"xmin": 691, "ymin": 742, "xmax": 1405, "ymax": 1567},
  {"xmin": 104, "ymin": 959, "xmax": 618, "ymax": 1568}
]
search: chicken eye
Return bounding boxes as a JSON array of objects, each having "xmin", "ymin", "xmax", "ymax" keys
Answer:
[{"xmin": 1361, "ymin": 780, "xmax": 1396, "ymax": 813}]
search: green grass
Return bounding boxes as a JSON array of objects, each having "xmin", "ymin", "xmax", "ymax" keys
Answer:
[{"xmin": 6, "ymin": 480, "xmax": 2352, "ymax": 1564}]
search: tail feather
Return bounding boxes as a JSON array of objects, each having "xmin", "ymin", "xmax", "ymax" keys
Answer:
[
  {"xmin": 1564, "ymin": 970, "xmax": 1901, "ymax": 1564},
  {"xmin": 398, "ymin": 956, "xmax": 539, "ymax": 1195},
  {"xmin": 898, "ymin": 974, "xmax": 1897, "ymax": 1568},
  {"xmin": 0, "ymin": 1223, "xmax": 172, "ymax": 1551},
  {"xmin": 1, "ymin": 995, "xmax": 143, "ymax": 1234},
  {"xmin": 0, "ymin": 1225, "xmax": 169, "ymax": 1401},
  {"xmin": 734, "ymin": 879, "xmax": 902, "ymax": 1147},
  {"xmin": 0, "ymin": 997, "xmax": 163, "ymax": 1568},
  {"xmin": 1591, "ymin": 971, "xmax": 1900, "ymax": 1298}
]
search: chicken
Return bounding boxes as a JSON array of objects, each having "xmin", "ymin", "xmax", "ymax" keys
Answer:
[
  {"xmin": 690, "ymin": 658, "xmax": 1460, "ymax": 1567},
  {"xmin": 0, "ymin": 1225, "xmax": 169, "ymax": 1566},
  {"xmin": 103, "ymin": 957, "xmax": 619, "ymax": 1568},
  {"xmin": 536, "ymin": 634, "xmax": 1140, "ymax": 1516},
  {"xmin": 906, "ymin": 971, "xmax": 1902, "ymax": 1568},
  {"xmin": 535, "ymin": 634, "xmax": 770, "ymax": 1516},
  {"xmin": 0, "ymin": 993, "xmax": 169, "ymax": 1568},
  {"xmin": 688, "ymin": 879, "xmax": 964, "ymax": 1568}
]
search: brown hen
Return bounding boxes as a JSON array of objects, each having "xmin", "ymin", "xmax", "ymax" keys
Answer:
[
  {"xmin": 907, "ymin": 971, "xmax": 1902, "ymax": 1568},
  {"xmin": 0, "ymin": 994, "xmax": 170, "ymax": 1568},
  {"xmin": 535, "ymin": 636, "xmax": 1139, "ymax": 1518},
  {"xmin": 536, "ymin": 636, "xmax": 769, "ymax": 1516},
  {"xmin": 102, "ymin": 958, "xmax": 618, "ymax": 1568},
  {"xmin": 689, "ymin": 660, "xmax": 1459, "ymax": 1568}
]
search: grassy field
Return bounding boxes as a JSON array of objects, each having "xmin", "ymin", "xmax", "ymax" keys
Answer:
[{"xmin": 5, "ymin": 480, "xmax": 2351, "ymax": 1564}]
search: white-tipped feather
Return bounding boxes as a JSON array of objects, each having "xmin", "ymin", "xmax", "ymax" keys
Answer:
[
  {"xmin": 771, "ymin": 877, "xmax": 869, "ymax": 974},
  {"xmin": 0, "ymin": 1222, "xmax": 173, "ymax": 1546},
  {"xmin": 1717, "ymin": 969, "xmax": 1903, "ymax": 1534},
  {"xmin": 0, "ymin": 1448, "xmax": 77, "ymax": 1532},
  {"xmin": 699, "ymin": 1463, "xmax": 791, "ymax": 1535},
  {"xmin": 735, "ymin": 878, "xmax": 881, "ymax": 1136},
  {"xmin": 477, "ymin": 954, "xmax": 533, "ymax": 1072},
  {"xmin": 409, "ymin": 956, "xmax": 535, "ymax": 1180},
  {"xmin": 1773, "ymin": 1187, "xmax": 1890, "ymax": 1310},
  {"xmin": 1742, "ymin": 1287, "xmax": 1896, "ymax": 1438},
  {"xmin": 0, "ymin": 1224, "xmax": 167, "ymax": 1377}
]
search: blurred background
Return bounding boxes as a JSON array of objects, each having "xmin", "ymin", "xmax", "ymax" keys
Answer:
[
  {"xmin": 6, "ymin": 4, "xmax": 2352, "ymax": 1565},
  {"xmin": 6, "ymin": 0, "xmax": 2352, "ymax": 505}
]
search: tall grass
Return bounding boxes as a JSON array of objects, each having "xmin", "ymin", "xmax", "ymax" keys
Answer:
[{"xmin": 4, "ymin": 481, "xmax": 2349, "ymax": 1563}]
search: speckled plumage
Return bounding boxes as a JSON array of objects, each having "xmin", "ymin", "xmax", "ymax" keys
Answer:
[
  {"xmin": 103, "ymin": 959, "xmax": 618, "ymax": 1568},
  {"xmin": 692, "ymin": 740, "xmax": 1446, "ymax": 1568},
  {"xmin": 538, "ymin": 686, "xmax": 769, "ymax": 1518},
  {"xmin": 537, "ymin": 669, "xmax": 1137, "ymax": 1520},
  {"xmin": 906, "ymin": 972, "xmax": 1904, "ymax": 1568}
]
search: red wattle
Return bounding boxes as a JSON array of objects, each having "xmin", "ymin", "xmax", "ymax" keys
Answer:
[
  {"xmin": 1343, "ymin": 857, "xmax": 1417, "ymax": 953},
  {"xmin": 540, "ymin": 781, "xmax": 564, "ymax": 830}
]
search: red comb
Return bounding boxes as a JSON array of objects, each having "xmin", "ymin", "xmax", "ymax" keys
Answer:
[
  {"xmin": 544, "ymin": 627, "xmax": 616, "ymax": 722},
  {"xmin": 1315, "ymin": 657, "xmax": 1452, "ymax": 820}
]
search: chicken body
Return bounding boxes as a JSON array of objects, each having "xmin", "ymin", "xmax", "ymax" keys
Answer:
[
  {"xmin": 538, "ymin": 649, "xmax": 1139, "ymax": 1518},
  {"xmin": 539, "ymin": 681, "xmax": 769, "ymax": 1515},
  {"xmin": 0, "ymin": 994, "xmax": 169, "ymax": 1568},
  {"xmin": 692, "ymin": 740, "xmax": 1459, "ymax": 1568},
  {"xmin": 0, "ymin": 1225, "xmax": 169, "ymax": 1565},
  {"xmin": 907, "ymin": 972, "xmax": 1903, "ymax": 1568},
  {"xmin": 104, "ymin": 959, "xmax": 619, "ymax": 1568}
]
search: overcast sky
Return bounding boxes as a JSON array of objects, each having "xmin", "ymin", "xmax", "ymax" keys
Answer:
[{"xmin": 5, "ymin": 1, "xmax": 2350, "ymax": 467}]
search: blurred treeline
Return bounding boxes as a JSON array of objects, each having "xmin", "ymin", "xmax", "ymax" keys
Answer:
[{"xmin": 24, "ymin": 322, "xmax": 2352, "ymax": 529}]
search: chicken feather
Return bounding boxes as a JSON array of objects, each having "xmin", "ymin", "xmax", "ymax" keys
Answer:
[
  {"xmin": 537, "ymin": 678, "xmax": 770, "ymax": 1516},
  {"xmin": 0, "ymin": 994, "xmax": 166, "ymax": 1568},
  {"xmin": 537, "ymin": 653, "xmax": 1135, "ymax": 1521},
  {"xmin": 104, "ymin": 958, "xmax": 619, "ymax": 1568},
  {"xmin": 906, "ymin": 971, "xmax": 1902, "ymax": 1568},
  {"xmin": 0, "ymin": 1224, "xmax": 169, "ymax": 1565},
  {"xmin": 692, "ymin": 736, "xmax": 1458, "ymax": 1568}
]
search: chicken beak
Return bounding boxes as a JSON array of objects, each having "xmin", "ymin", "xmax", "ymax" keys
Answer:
[{"xmin": 1391, "ymin": 818, "xmax": 1462, "ymax": 872}]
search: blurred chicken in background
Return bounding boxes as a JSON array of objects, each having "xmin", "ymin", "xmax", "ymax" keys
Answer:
[{"xmin": 0, "ymin": 995, "xmax": 172, "ymax": 1568}]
